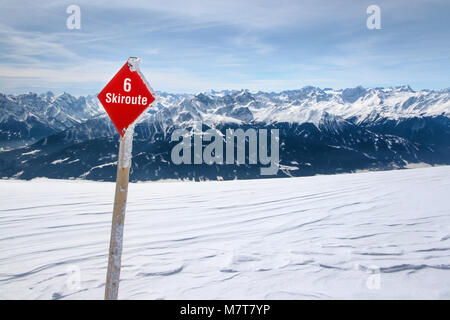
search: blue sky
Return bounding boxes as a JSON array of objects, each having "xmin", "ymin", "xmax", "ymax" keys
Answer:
[{"xmin": 0, "ymin": 0, "xmax": 449, "ymax": 95}]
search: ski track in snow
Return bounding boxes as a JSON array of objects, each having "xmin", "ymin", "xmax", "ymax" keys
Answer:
[{"xmin": 0, "ymin": 166, "xmax": 449, "ymax": 299}]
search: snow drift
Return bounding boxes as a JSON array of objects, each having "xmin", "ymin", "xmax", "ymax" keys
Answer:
[{"xmin": 0, "ymin": 166, "xmax": 449, "ymax": 299}]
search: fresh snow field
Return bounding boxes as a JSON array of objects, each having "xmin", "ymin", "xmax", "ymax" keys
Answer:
[{"xmin": 0, "ymin": 166, "xmax": 449, "ymax": 299}]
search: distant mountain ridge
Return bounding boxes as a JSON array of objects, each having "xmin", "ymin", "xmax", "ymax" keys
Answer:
[
  {"xmin": 0, "ymin": 91, "xmax": 101, "ymax": 149},
  {"xmin": 0, "ymin": 86, "xmax": 449, "ymax": 181}
]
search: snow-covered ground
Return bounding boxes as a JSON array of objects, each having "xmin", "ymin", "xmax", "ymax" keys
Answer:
[{"xmin": 0, "ymin": 166, "xmax": 449, "ymax": 300}]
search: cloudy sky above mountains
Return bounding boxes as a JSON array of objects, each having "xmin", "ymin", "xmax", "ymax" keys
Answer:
[{"xmin": 0, "ymin": 0, "xmax": 449, "ymax": 95}]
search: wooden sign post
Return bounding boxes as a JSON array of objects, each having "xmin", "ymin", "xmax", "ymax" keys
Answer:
[
  {"xmin": 104, "ymin": 127, "xmax": 133, "ymax": 300},
  {"xmin": 97, "ymin": 57, "xmax": 156, "ymax": 300}
]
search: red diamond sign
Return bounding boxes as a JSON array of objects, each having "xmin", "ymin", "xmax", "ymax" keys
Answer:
[{"xmin": 97, "ymin": 58, "xmax": 156, "ymax": 136}]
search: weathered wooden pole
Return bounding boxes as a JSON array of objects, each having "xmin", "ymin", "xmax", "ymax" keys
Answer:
[{"xmin": 105, "ymin": 126, "xmax": 134, "ymax": 300}]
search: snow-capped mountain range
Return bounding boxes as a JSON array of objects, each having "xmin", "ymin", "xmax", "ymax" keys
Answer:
[
  {"xmin": 0, "ymin": 86, "xmax": 449, "ymax": 181},
  {"xmin": 146, "ymin": 85, "xmax": 450, "ymax": 128},
  {"xmin": 0, "ymin": 91, "xmax": 101, "ymax": 149}
]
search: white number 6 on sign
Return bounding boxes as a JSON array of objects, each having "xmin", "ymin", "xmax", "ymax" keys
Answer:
[{"xmin": 123, "ymin": 78, "xmax": 131, "ymax": 92}]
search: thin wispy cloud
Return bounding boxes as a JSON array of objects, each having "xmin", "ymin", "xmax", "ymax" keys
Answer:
[{"xmin": 0, "ymin": 0, "xmax": 449, "ymax": 95}]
